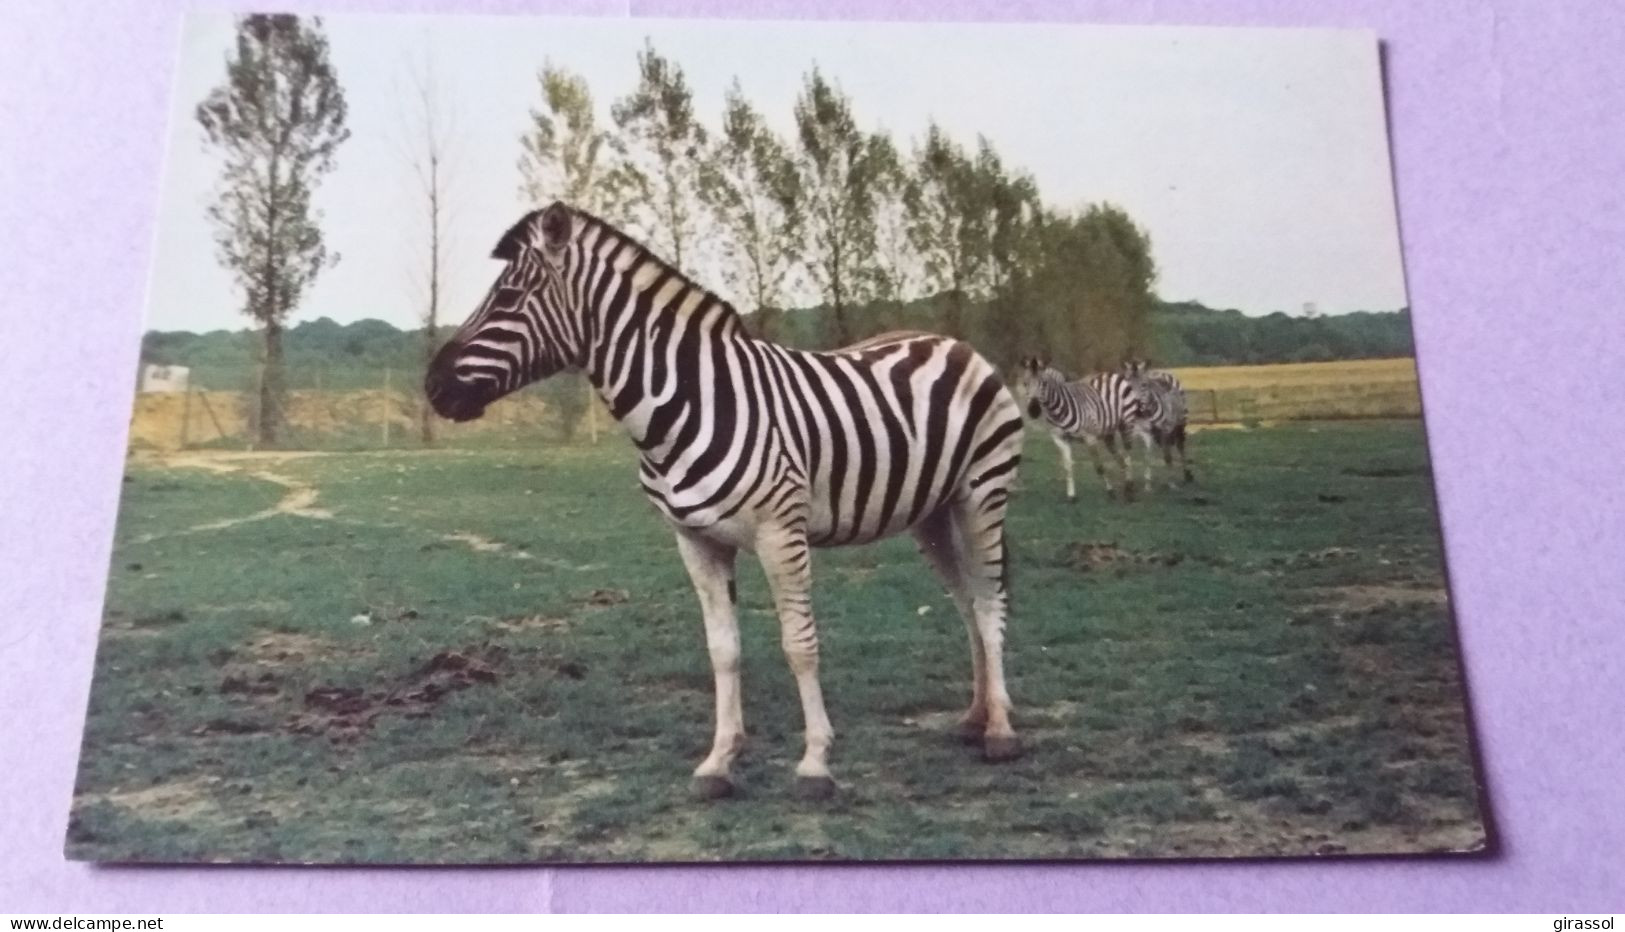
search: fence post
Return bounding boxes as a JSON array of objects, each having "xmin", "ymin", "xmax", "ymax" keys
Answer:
[
  {"xmin": 381, "ymin": 367, "xmax": 392, "ymax": 447},
  {"xmin": 179, "ymin": 384, "xmax": 192, "ymax": 450},
  {"xmin": 1209, "ymin": 389, "xmax": 1220, "ymax": 424},
  {"xmin": 197, "ymin": 390, "xmax": 227, "ymax": 444}
]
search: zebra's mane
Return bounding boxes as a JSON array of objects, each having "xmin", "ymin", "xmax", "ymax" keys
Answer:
[{"xmin": 503, "ymin": 203, "xmax": 750, "ymax": 339}]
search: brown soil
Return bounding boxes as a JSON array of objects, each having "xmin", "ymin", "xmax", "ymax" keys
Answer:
[
  {"xmin": 285, "ymin": 646, "xmax": 507, "ymax": 742},
  {"xmin": 1059, "ymin": 541, "xmax": 1184, "ymax": 572}
]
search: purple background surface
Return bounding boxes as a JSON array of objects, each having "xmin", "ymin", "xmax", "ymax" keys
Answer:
[{"xmin": 2, "ymin": 0, "xmax": 1621, "ymax": 913}]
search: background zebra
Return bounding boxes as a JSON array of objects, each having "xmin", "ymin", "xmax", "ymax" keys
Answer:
[
  {"xmin": 1015, "ymin": 356, "xmax": 1148, "ymax": 501},
  {"xmin": 1122, "ymin": 359, "xmax": 1195, "ymax": 487},
  {"xmin": 425, "ymin": 202, "xmax": 1027, "ymax": 800}
]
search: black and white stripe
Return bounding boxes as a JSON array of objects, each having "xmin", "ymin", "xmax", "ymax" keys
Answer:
[
  {"xmin": 427, "ymin": 202, "xmax": 1026, "ymax": 798},
  {"xmin": 1016, "ymin": 356, "xmax": 1146, "ymax": 501},
  {"xmin": 1122, "ymin": 359, "xmax": 1194, "ymax": 487}
]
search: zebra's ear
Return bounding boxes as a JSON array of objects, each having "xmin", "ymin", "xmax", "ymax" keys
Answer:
[
  {"xmin": 540, "ymin": 201, "xmax": 573, "ymax": 255},
  {"xmin": 492, "ymin": 209, "xmax": 543, "ymax": 261}
]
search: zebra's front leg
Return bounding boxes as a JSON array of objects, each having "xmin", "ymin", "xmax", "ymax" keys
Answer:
[
  {"xmin": 1134, "ymin": 427, "xmax": 1157, "ymax": 496},
  {"xmin": 1051, "ymin": 433, "xmax": 1077, "ymax": 502},
  {"xmin": 675, "ymin": 530, "xmax": 745, "ymax": 800},
  {"xmin": 757, "ymin": 525, "xmax": 837, "ymax": 799}
]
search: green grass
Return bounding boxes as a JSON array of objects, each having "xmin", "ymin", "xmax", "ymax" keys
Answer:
[{"xmin": 69, "ymin": 421, "xmax": 1486, "ymax": 863}]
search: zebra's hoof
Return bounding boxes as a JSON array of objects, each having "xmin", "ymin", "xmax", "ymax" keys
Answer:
[
  {"xmin": 795, "ymin": 775, "xmax": 837, "ymax": 800},
  {"xmin": 983, "ymin": 735, "xmax": 1023, "ymax": 763},
  {"xmin": 691, "ymin": 774, "xmax": 736, "ymax": 800},
  {"xmin": 956, "ymin": 718, "xmax": 987, "ymax": 745}
]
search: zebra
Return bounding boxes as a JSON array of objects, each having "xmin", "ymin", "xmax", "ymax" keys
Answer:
[
  {"xmin": 425, "ymin": 202, "xmax": 1027, "ymax": 800},
  {"xmin": 1014, "ymin": 356, "xmax": 1149, "ymax": 501},
  {"xmin": 1121, "ymin": 359, "xmax": 1194, "ymax": 487}
]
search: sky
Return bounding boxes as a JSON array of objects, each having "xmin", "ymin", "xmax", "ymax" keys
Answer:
[{"xmin": 146, "ymin": 14, "xmax": 1408, "ymax": 333}]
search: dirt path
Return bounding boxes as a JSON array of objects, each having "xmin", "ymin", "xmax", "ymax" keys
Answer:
[
  {"xmin": 136, "ymin": 452, "xmax": 571, "ymax": 566},
  {"xmin": 133, "ymin": 452, "xmax": 334, "ymax": 543}
]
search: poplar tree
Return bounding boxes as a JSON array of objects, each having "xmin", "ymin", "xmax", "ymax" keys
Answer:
[
  {"xmin": 196, "ymin": 14, "xmax": 349, "ymax": 446},
  {"xmin": 701, "ymin": 80, "xmax": 803, "ymax": 340}
]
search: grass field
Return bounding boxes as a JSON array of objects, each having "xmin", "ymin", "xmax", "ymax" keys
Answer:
[{"xmin": 69, "ymin": 419, "xmax": 1486, "ymax": 863}]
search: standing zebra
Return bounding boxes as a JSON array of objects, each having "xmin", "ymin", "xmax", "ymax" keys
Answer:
[
  {"xmin": 426, "ymin": 203, "xmax": 1026, "ymax": 800},
  {"xmin": 1015, "ymin": 356, "xmax": 1148, "ymax": 501},
  {"xmin": 1121, "ymin": 359, "xmax": 1194, "ymax": 487}
]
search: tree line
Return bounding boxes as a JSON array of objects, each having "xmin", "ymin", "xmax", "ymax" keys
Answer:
[
  {"xmin": 517, "ymin": 41, "xmax": 1161, "ymax": 374},
  {"xmin": 190, "ymin": 15, "xmax": 1395, "ymax": 446},
  {"xmin": 141, "ymin": 302, "xmax": 1416, "ymax": 388}
]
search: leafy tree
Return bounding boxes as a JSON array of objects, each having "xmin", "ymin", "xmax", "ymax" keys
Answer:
[
  {"xmin": 517, "ymin": 63, "xmax": 609, "ymax": 210},
  {"xmin": 906, "ymin": 123, "xmax": 985, "ymax": 337},
  {"xmin": 968, "ymin": 140, "xmax": 1040, "ymax": 363},
  {"xmin": 701, "ymin": 79, "xmax": 803, "ymax": 340},
  {"xmin": 973, "ymin": 138, "xmax": 1039, "ymax": 298},
  {"xmin": 517, "ymin": 62, "xmax": 611, "ymax": 441},
  {"xmin": 606, "ymin": 40, "xmax": 709, "ymax": 270},
  {"xmin": 196, "ymin": 14, "xmax": 349, "ymax": 446},
  {"xmin": 867, "ymin": 132, "xmax": 924, "ymax": 315},
  {"xmin": 1018, "ymin": 203, "xmax": 1157, "ymax": 372},
  {"xmin": 793, "ymin": 68, "xmax": 889, "ymax": 346}
]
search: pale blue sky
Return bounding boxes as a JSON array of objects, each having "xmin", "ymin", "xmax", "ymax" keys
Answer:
[{"xmin": 147, "ymin": 14, "xmax": 1407, "ymax": 332}]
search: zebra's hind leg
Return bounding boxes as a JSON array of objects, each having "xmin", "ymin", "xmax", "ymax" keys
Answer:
[
  {"xmin": 757, "ymin": 523, "xmax": 837, "ymax": 800},
  {"xmin": 1162, "ymin": 434, "xmax": 1180, "ymax": 490},
  {"xmin": 950, "ymin": 490, "xmax": 1021, "ymax": 763},
  {"xmin": 913, "ymin": 510, "xmax": 986, "ymax": 745},
  {"xmin": 674, "ymin": 531, "xmax": 744, "ymax": 800},
  {"xmin": 1085, "ymin": 434, "xmax": 1116, "ymax": 500},
  {"xmin": 1105, "ymin": 432, "xmax": 1135, "ymax": 501}
]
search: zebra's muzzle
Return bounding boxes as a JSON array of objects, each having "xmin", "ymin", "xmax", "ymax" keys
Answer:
[{"xmin": 425, "ymin": 347, "xmax": 492, "ymax": 423}]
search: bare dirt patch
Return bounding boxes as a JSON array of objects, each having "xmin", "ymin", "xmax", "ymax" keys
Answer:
[
  {"xmin": 286, "ymin": 646, "xmax": 507, "ymax": 742},
  {"xmin": 582, "ymin": 588, "xmax": 630, "ymax": 607},
  {"xmin": 82, "ymin": 775, "xmax": 223, "ymax": 823},
  {"xmin": 494, "ymin": 614, "xmax": 572, "ymax": 634},
  {"xmin": 1310, "ymin": 584, "xmax": 1447, "ymax": 613},
  {"xmin": 1058, "ymin": 541, "xmax": 1184, "ymax": 572},
  {"xmin": 243, "ymin": 630, "xmax": 338, "ymax": 666},
  {"xmin": 443, "ymin": 531, "xmax": 522, "ymax": 555}
]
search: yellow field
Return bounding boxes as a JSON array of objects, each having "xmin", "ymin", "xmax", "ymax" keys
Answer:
[
  {"xmin": 127, "ymin": 388, "xmax": 558, "ymax": 451},
  {"xmin": 1169, "ymin": 357, "xmax": 1420, "ymax": 423},
  {"xmin": 126, "ymin": 356, "xmax": 1422, "ymax": 450}
]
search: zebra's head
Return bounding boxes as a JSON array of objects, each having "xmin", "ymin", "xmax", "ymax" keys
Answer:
[
  {"xmin": 1015, "ymin": 355, "xmax": 1058, "ymax": 418},
  {"xmin": 1120, "ymin": 358, "xmax": 1153, "ymax": 392},
  {"xmin": 426, "ymin": 203, "xmax": 584, "ymax": 422},
  {"xmin": 1121, "ymin": 358, "xmax": 1156, "ymax": 382}
]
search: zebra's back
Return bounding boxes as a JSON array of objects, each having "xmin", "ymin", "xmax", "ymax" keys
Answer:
[{"xmin": 780, "ymin": 333, "xmax": 1024, "ymax": 547}]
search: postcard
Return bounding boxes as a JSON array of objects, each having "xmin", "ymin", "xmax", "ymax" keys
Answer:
[{"xmin": 69, "ymin": 13, "xmax": 1485, "ymax": 863}]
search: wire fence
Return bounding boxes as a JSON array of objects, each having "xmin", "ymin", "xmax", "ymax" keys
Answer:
[
  {"xmin": 127, "ymin": 362, "xmax": 1423, "ymax": 452},
  {"xmin": 129, "ymin": 365, "xmax": 607, "ymax": 452}
]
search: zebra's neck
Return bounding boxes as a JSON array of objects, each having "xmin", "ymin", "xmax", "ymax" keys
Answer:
[
  {"xmin": 568, "ymin": 217, "xmax": 755, "ymax": 456},
  {"xmin": 1041, "ymin": 372, "xmax": 1109, "ymax": 435}
]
